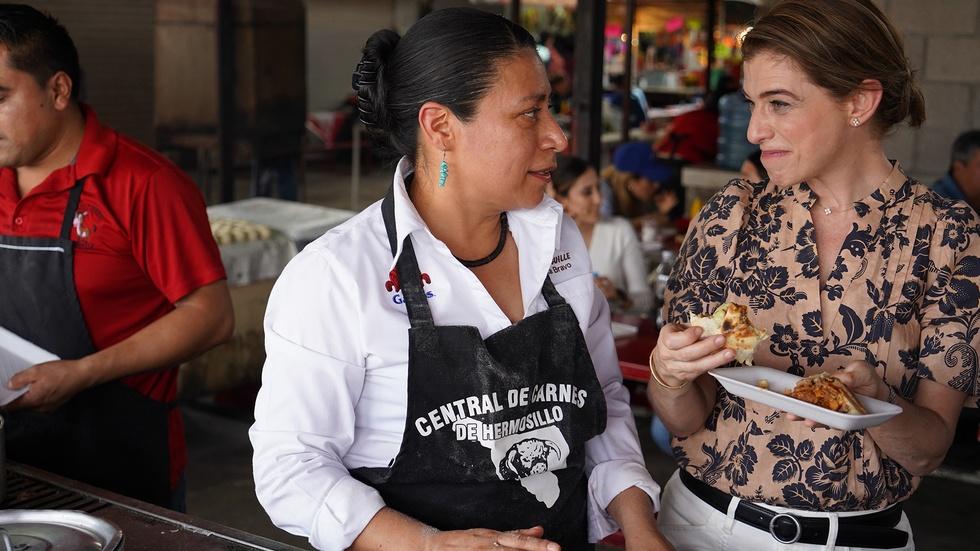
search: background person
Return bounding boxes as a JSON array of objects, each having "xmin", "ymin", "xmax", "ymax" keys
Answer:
[
  {"xmin": 604, "ymin": 141, "xmax": 681, "ymax": 231},
  {"xmin": 604, "ymin": 74, "xmax": 649, "ymax": 130},
  {"xmin": 250, "ymin": 8, "xmax": 672, "ymax": 551},
  {"xmin": 654, "ymin": 90, "xmax": 723, "ymax": 165},
  {"xmin": 0, "ymin": 4, "xmax": 233, "ymax": 510},
  {"xmin": 551, "ymin": 155, "xmax": 652, "ymax": 315},
  {"xmin": 740, "ymin": 149, "xmax": 768, "ymax": 182},
  {"xmin": 648, "ymin": 1, "xmax": 978, "ymax": 549},
  {"xmin": 932, "ymin": 129, "xmax": 980, "ymax": 212}
]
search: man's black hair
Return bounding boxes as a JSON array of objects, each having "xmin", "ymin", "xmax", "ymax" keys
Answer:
[
  {"xmin": 951, "ymin": 130, "xmax": 980, "ymax": 168},
  {"xmin": 0, "ymin": 4, "xmax": 80, "ymax": 98}
]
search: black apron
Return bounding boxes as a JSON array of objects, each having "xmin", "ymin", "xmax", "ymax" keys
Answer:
[
  {"xmin": 351, "ymin": 188, "xmax": 607, "ymax": 549},
  {"xmin": 0, "ymin": 178, "xmax": 174, "ymax": 508}
]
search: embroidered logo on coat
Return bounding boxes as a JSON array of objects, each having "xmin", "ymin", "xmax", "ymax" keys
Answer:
[
  {"xmin": 550, "ymin": 251, "xmax": 572, "ymax": 274},
  {"xmin": 385, "ymin": 269, "xmax": 435, "ymax": 304}
]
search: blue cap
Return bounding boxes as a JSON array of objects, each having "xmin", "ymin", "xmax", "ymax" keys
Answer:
[{"xmin": 613, "ymin": 141, "xmax": 673, "ymax": 183}]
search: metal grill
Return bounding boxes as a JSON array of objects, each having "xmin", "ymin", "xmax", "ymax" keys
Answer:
[
  {"xmin": 1, "ymin": 465, "xmax": 302, "ymax": 550},
  {"xmin": 1, "ymin": 470, "xmax": 107, "ymax": 513}
]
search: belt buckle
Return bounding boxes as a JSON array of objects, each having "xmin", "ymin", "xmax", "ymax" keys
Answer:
[{"xmin": 769, "ymin": 513, "xmax": 802, "ymax": 544}]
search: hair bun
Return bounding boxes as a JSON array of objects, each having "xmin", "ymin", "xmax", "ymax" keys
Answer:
[{"xmin": 352, "ymin": 29, "xmax": 400, "ymax": 129}]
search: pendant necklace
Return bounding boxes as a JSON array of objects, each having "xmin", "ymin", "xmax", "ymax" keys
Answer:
[{"xmin": 814, "ymin": 171, "xmax": 891, "ymax": 215}]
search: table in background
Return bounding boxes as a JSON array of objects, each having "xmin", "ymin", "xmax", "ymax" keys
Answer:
[
  {"xmin": 613, "ymin": 314, "xmax": 659, "ymax": 383},
  {"xmin": 179, "ymin": 199, "xmax": 355, "ymax": 399},
  {"xmin": 207, "ymin": 197, "xmax": 355, "ymax": 252},
  {"xmin": 681, "ymin": 164, "xmax": 741, "ymax": 208}
]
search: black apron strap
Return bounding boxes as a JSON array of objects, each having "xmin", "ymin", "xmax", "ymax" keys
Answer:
[
  {"xmin": 59, "ymin": 178, "xmax": 86, "ymax": 240},
  {"xmin": 381, "ymin": 184, "xmax": 434, "ymax": 328},
  {"xmin": 540, "ymin": 276, "xmax": 567, "ymax": 309},
  {"xmin": 396, "ymin": 238, "xmax": 435, "ymax": 328},
  {"xmin": 381, "ymin": 184, "xmax": 399, "ymax": 258}
]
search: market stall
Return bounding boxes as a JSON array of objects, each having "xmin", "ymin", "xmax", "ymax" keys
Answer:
[{"xmin": 178, "ymin": 199, "xmax": 355, "ymax": 399}]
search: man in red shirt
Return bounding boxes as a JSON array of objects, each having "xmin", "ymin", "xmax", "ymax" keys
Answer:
[{"xmin": 0, "ymin": 5, "xmax": 233, "ymax": 510}]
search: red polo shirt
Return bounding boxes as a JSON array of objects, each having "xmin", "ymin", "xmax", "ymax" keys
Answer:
[{"xmin": 0, "ymin": 105, "xmax": 226, "ymax": 488}]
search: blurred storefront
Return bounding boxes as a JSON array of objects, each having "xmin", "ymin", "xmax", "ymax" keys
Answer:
[{"xmin": 472, "ymin": 0, "xmax": 760, "ymax": 167}]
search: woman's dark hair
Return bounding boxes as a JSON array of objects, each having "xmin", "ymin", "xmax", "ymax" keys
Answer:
[
  {"xmin": 552, "ymin": 156, "xmax": 591, "ymax": 197},
  {"xmin": 742, "ymin": 0, "xmax": 924, "ymax": 134},
  {"xmin": 351, "ymin": 8, "xmax": 536, "ymax": 162},
  {"xmin": 0, "ymin": 4, "xmax": 80, "ymax": 99}
]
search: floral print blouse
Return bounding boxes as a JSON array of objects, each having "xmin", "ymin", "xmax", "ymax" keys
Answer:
[{"xmin": 664, "ymin": 163, "xmax": 980, "ymax": 511}]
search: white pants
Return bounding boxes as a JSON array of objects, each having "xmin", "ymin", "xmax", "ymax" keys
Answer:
[{"xmin": 658, "ymin": 471, "xmax": 915, "ymax": 551}]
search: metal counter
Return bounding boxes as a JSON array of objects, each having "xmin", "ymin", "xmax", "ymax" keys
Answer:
[{"xmin": 0, "ymin": 463, "xmax": 304, "ymax": 551}]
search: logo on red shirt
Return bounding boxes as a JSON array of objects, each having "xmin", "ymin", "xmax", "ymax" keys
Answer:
[{"xmin": 72, "ymin": 207, "xmax": 102, "ymax": 247}]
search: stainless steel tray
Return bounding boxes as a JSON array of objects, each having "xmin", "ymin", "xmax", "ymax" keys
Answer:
[{"xmin": 0, "ymin": 509, "xmax": 123, "ymax": 551}]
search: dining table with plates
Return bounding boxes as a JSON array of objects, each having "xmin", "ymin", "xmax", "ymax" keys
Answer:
[{"xmin": 612, "ymin": 313, "xmax": 659, "ymax": 384}]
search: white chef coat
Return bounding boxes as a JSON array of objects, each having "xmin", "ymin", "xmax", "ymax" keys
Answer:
[
  {"xmin": 250, "ymin": 158, "xmax": 661, "ymax": 551},
  {"xmin": 588, "ymin": 216, "xmax": 653, "ymax": 314}
]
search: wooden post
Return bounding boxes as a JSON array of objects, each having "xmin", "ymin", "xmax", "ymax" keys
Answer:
[
  {"xmin": 573, "ymin": 0, "xmax": 605, "ymax": 168},
  {"xmin": 705, "ymin": 0, "xmax": 718, "ymax": 94},
  {"xmin": 217, "ymin": 0, "xmax": 235, "ymax": 203},
  {"xmin": 509, "ymin": 0, "xmax": 521, "ymax": 23},
  {"xmin": 619, "ymin": 0, "xmax": 636, "ymax": 146}
]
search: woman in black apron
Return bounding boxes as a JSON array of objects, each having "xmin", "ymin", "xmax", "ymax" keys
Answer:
[{"xmin": 251, "ymin": 8, "xmax": 673, "ymax": 551}]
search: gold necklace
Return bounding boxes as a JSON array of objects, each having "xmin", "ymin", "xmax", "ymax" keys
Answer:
[
  {"xmin": 812, "ymin": 170, "xmax": 892, "ymax": 215},
  {"xmin": 814, "ymin": 203, "xmax": 854, "ymax": 215}
]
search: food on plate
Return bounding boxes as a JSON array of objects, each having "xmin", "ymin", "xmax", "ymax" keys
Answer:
[
  {"xmin": 756, "ymin": 379, "xmax": 769, "ymax": 390},
  {"xmin": 785, "ymin": 372, "xmax": 867, "ymax": 415},
  {"xmin": 688, "ymin": 302, "xmax": 768, "ymax": 365},
  {"xmin": 210, "ymin": 218, "xmax": 272, "ymax": 245}
]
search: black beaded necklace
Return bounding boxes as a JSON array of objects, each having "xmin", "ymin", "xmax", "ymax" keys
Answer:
[{"xmin": 454, "ymin": 213, "xmax": 509, "ymax": 268}]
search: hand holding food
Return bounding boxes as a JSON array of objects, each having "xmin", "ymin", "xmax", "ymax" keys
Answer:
[
  {"xmin": 687, "ymin": 302, "xmax": 767, "ymax": 365},
  {"xmin": 832, "ymin": 361, "xmax": 893, "ymax": 400},
  {"xmin": 650, "ymin": 323, "xmax": 735, "ymax": 389},
  {"xmin": 786, "ymin": 372, "xmax": 867, "ymax": 415}
]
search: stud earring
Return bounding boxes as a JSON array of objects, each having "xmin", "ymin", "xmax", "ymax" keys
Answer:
[
  {"xmin": 850, "ymin": 117, "xmax": 861, "ymax": 127},
  {"xmin": 438, "ymin": 151, "xmax": 448, "ymax": 188}
]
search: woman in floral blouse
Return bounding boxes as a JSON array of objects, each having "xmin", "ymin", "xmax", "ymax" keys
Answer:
[{"xmin": 647, "ymin": 1, "xmax": 979, "ymax": 550}]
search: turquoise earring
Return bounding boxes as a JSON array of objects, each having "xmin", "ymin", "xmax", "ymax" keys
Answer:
[{"xmin": 438, "ymin": 151, "xmax": 448, "ymax": 188}]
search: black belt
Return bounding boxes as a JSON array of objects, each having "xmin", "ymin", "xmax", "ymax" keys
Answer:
[{"xmin": 679, "ymin": 470, "xmax": 909, "ymax": 549}]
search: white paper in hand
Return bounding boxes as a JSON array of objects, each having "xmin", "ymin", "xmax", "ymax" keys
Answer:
[{"xmin": 0, "ymin": 326, "xmax": 59, "ymax": 406}]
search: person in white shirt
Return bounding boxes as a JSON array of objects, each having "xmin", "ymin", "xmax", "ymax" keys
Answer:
[
  {"xmin": 249, "ymin": 8, "xmax": 673, "ymax": 551},
  {"xmin": 550, "ymin": 156, "xmax": 653, "ymax": 315}
]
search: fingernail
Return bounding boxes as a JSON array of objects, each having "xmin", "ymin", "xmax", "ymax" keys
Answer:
[
  {"xmin": 724, "ymin": 349, "xmax": 735, "ymax": 358},
  {"xmin": 548, "ymin": 544, "xmax": 560, "ymax": 551},
  {"xmin": 714, "ymin": 335, "xmax": 726, "ymax": 345}
]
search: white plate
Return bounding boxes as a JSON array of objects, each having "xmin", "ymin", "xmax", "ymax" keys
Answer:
[{"xmin": 708, "ymin": 366, "xmax": 903, "ymax": 431}]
